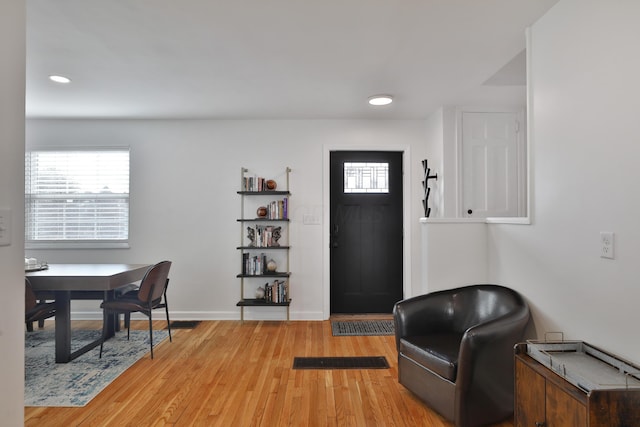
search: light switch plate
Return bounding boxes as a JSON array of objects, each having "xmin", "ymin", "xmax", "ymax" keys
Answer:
[
  {"xmin": 0, "ymin": 208, "xmax": 11, "ymax": 246},
  {"xmin": 303, "ymin": 214, "xmax": 320, "ymax": 225}
]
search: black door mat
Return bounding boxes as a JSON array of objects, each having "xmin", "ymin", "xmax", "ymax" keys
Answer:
[
  {"xmin": 169, "ymin": 321, "xmax": 201, "ymax": 329},
  {"xmin": 331, "ymin": 320, "xmax": 395, "ymax": 336},
  {"xmin": 293, "ymin": 356, "xmax": 389, "ymax": 370}
]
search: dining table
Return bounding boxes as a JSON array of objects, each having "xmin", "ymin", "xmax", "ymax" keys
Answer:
[{"xmin": 26, "ymin": 263, "xmax": 152, "ymax": 363}]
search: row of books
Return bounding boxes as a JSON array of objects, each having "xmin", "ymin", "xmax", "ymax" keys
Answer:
[
  {"xmin": 242, "ymin": 253, "xmax": 267, "ymax": 275},
  {"xmin": 263, "ymin": 198, "xmax": 288, "ymax": 219},
  {"xmin": 247, "ymin": 225, "xmax": 282, "ymax": 247},
  {"xmin": 262, "ymin": 280, "xmax": 288, "ymax": 303},
  {"xmin": 242, "ymin": 176, "xmax": 269, "ymax": 192}
]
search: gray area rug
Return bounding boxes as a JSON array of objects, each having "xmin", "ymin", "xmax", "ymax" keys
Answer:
[
  {"xmin": 25, "ymin": 329, "xmax": 169, "ymax": 407},
  {"xmin": 331, "ymin": 320, "xmax": 395, "ymax": 336}
]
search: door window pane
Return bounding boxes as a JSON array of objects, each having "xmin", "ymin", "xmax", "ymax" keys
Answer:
[{"xmin": 344, "ymin": 162, "xmax": 389, "ymax": 193}]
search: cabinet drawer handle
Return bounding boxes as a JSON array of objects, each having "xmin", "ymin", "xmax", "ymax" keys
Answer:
[{"xmin": 535, "ymin": 422, "xmax": 546, "ymax": 427}]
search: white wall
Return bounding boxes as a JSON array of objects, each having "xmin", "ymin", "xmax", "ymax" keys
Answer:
[
  {"xmin": 441, "ymin": 107, "xmax": 459, "ymax": 218},
  {"xmin": 26, "ymin": 119, "xmax": 428, "ymax": 320},
  {"xmin": 489, "ymin": 0, "xmax": 640, "ymax": 362},
  {"xmin": 421, "ymin": 219, "xmax": 488, "ymax": 295},
  {"xmin": 0, "ymin": 1, "xmax": 25, "ymax": 424},
  {"xmin": 423, "ymin": 108, "xmax": 444, "ymax": 218}
]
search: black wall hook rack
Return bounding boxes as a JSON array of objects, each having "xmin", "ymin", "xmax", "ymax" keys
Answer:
[{"xmin": 421, "ymin": 159, "xmax": 438, "ymax": 217}]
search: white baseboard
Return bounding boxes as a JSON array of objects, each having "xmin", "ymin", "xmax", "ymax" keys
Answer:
[{"xmin": 70, "ymin": 310, "xmax": 325, "ymax": 321}]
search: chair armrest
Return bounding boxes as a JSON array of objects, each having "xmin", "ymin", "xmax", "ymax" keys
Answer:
[
  {"xmin": 457, "ymin": 305, "xmax": 530, "ymax": 379},
  {"xmin": 393, "ymin": 291, "xmax": 455, "ymax": 350},
  {"xmin": 454, "ymin": 305, "xmax": 530, "ymax": 416}
]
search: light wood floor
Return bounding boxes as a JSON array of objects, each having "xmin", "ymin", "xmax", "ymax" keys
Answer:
[{"xmin": 25, "ymin": 320, "xmax": 515, "ymax": 427}]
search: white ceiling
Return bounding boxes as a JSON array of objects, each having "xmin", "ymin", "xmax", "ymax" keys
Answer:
[{"xmin": 25, "ymin": 0, "xmax": 559, "ymax": 120}]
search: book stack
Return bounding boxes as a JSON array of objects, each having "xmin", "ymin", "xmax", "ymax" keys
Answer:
[
  {"xmin": 248, "ymin": 225, "xmax": 282, "ymax": 247},
  {"xmin": 267, "ymin": 198, "xmax": 288, "ymax": 219},
  {"xmin": 264, "ymin": 279, "xmax": 288, "ymax": 303},
  {"xmin": 243, "ymin": 175, "xmax": 263, "ymax": 192},
  {"xmin": 243, "ymin": 253, "xmax": 266, "ymax": 275}
]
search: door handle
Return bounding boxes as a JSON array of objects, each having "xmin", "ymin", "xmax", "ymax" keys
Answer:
[{"xmin": 330, "ymin": 224, "xmax": 339, "ymax": 248}]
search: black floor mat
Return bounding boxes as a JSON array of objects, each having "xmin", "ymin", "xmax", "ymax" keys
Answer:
[
  {"xmin": 169, "ymin": 320, "xmax": 201, "ymax": 329},
  {"xmin": 293, "ymin": 356, "xmax": 389, "ymax": 370}
]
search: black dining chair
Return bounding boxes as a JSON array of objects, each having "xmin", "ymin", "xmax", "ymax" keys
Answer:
[
  {"xmin": 99, "ymin": 260, "xmax": 172, "ymax": 359},
  {"xmin": 25, "ymin": 278, "xmax": 56, "ymax": 332},
  {"xmin": 116, "ymin": 282, "xmax": 140, "ymax": 330}
]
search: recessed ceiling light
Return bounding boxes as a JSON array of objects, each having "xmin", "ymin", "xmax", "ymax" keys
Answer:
[
  {"xmin": 368, "ymin": 95, "xmax": 393, "ymax": 106},
  {"xmin": 49, "ymin": 75, "xmax": 71, "ymax": 84}
]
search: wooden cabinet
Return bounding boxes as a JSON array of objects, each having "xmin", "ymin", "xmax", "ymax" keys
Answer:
[
  {"xmin": 514, "ymin": 342, "xmax": 640, "ymax": 427},
  {"xmin": 236, "ymin": 167, "xmax": 291, "ymax": 321}
]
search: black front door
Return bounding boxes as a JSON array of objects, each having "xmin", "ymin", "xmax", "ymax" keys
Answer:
[{"xmin": 330, "ymin": 151, "xmax": 403, "ymax": 313}]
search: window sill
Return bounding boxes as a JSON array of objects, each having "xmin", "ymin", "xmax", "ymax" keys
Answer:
[
  {"xmin": 420, "ymin": 217, "xmax": 531, "ymax": 225},
  {"xmin": 25, "ymin": 241, "xmax": 130, "ymax": 250},
  {"xmin": 485, "ymin": 217, "xmax": 531, "ymax": 225}
]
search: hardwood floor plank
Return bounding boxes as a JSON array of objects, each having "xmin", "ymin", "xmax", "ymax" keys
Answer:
[{"xmin": 25, "ymin": 320, "xmax": 514, "ymax": 427}]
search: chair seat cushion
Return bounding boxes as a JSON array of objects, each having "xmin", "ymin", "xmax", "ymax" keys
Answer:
[
  {"xmin": 101, "ymin": 299, "xmax": 145, "ymax": 312},
  {"xmin": 115, "ymin": 283, "xmax": 139, "ymax": 296},
  {"xmin": 101, "ymin": 291, "xmax": 163, "ymax": 312},
  {"xmin": 399, "ymin": 332, "xmax": 463, "ymax": 382},
  {"xmin": 25, "ymin": 302, "xmax": 56, "ymax": 323}
]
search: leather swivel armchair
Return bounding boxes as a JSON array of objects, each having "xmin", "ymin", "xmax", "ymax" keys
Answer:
[{"xmin": 393, "ymin": 284, "xmax": 530, "ymax": 427}]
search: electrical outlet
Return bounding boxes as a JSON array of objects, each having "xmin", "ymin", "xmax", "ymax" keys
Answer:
[{"xmin": 600, "ymin": 231, "xmax": 614, "ymax": 259}]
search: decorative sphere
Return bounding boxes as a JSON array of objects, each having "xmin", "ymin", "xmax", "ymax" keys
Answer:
[
  {"xmin": 267, "ymin": 259, "xmax": 277, "ymax": 272},
  {"xmin": 255, "ymin": 286, "xmax": 265, "ymax": 299},
  {"xmin": 266, "ymin": 180, "xmax": 277, "ymax": 190},
  {"xmin": 256, "ymin": 206, "xmax": 268, "ymax": 217}
]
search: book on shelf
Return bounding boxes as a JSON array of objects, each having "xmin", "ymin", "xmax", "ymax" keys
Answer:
[
  {"xmin": 267, "ymin": 197, "xmax": 288, "ymax": 219},
  {"xmin": 263, "ymin": 279, "xmax": 288, "ymax": 303},
  {"xmin": 247, "ymin": 224, "xmax": 283, "ymax": 247},
  {"xmin": 243, "ymin": 175, "xmax": 265, "ymax": 192},
  {"xmin": 242, "ymin": 173, "xmax": 288, "ymax": 195},
  {"xmin": 242, "ymin": 252, "xmax": 267, "ymax": 275}
]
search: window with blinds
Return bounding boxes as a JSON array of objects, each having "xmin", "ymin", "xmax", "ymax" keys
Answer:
[{"xmin": 25, "ymin": 149, "xmax": 130, "ymax": 247}]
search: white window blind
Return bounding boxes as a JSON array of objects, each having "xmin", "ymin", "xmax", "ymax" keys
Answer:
[{"xmin": 25, "ymin": 149, "xmax": 130, "ymax": 246}]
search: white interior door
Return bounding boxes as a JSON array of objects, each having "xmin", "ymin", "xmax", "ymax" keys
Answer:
[{"xmin": 461, "ymin": 112, "xmax": 521, "ymax": 218}]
